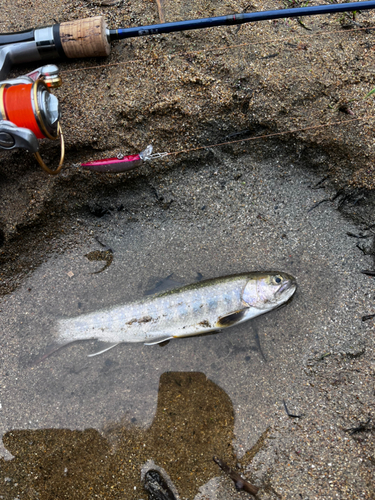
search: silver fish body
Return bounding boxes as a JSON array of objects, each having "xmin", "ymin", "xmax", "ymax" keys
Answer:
[{"xmin": 57, "ymin": 272, "xmax": 296, "ymax": 346}]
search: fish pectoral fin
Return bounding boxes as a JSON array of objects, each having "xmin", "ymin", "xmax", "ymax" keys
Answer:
[
  {"xmin": 144, "ymin": 336, "xmax": 174, "ymax": 346},
  {"xmin": 216, "ymin": 308, "xmax": 248, "ymax": 328},
  {"xmin": 87, "ymin": 342, "xmax": 120, "ymax": 357}
]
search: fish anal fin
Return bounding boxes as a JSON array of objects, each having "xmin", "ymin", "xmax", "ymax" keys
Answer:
[
  {"xmin": 144, "ymin": 336, "xmax": 174, "ymax": 346},
  {"xmin": 216, "ymin": 309, "xmax": 247, "ymax": 328}
]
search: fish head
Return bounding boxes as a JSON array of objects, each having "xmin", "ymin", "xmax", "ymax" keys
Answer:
[{"xmin": 242, "ymin": 272, "xmax": 297, "ymax": 311}]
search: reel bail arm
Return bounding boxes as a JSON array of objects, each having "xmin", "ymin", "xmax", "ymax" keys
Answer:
[{"xmin": 0, "ymin": 64, "xmax": 64, "ymax": 174}]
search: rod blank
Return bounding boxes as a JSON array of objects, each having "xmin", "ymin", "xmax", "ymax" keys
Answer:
[{"xmin": 110, "ymin": 0, "xmax": 375, "ymax": 40}]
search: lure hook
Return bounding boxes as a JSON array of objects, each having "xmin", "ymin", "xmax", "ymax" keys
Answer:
[{"xmin": 81, "ymin": 144, "xmax": 168, "ymax": 173}]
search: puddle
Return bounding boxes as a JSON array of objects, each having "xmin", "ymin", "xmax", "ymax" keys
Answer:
[
  {"xmin": 0, "ymin": 372, "xmax": 235, "ymax": 499},
  {"xmin": 0, "ymin": 150, "xmax": 373, "ymax": 498}
]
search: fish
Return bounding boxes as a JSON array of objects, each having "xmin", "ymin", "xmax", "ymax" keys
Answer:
[{"xmin": 55, "ymin": 272, "xmax": 296, "ymax": 355}]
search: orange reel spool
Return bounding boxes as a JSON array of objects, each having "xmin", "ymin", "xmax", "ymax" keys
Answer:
[
  {"xmin": 3, "ymin": 83, "xmax": 43, "ymax": 139},
  {"xmin": 0, "ymin": 80, "xmax": 58, "ymax": 140},
  {"xmin": 0, "ymin": 78, "xmax": 64, "ymax": 174}
]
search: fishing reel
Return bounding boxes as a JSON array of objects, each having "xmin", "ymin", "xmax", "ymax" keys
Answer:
[{"xmin": 0, "ymin": 64, "xmax": 64, "ymax": 174}]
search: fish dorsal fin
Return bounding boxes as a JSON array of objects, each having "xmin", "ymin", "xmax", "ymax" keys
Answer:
[{"xmin": 216, "ymin": 309, "xmax": 247, "ymax": 328}]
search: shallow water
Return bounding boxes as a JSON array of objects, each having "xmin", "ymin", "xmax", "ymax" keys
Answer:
[{"xmin": 0, "ymin": 151, "xmax": 372, "ymax": 498}]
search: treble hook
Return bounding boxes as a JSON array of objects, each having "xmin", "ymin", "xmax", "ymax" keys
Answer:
[{"xmin": 80, "ymin": 145, "xmax": 169, "ymax": 173}]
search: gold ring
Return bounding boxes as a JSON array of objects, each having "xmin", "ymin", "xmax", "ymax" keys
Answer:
[
  {"xmin": 0, "ymin": 84, "xmax": 7, "ymax": 120},
  {"xmin": 32, "ymin": 80, "xmax": 58, "ymax": 140},
  {"xmin": 34, "ymin": 122, "xmax": 65, "ymax": 175}
]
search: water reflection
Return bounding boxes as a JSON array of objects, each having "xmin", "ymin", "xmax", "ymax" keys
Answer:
[
  {"xmin": 85, "ymin": 249, "xmax": 114, "ymax": 275},
  {"xmin": 0, "ymin": 372, "xmax": 240, "ymax": 499}
]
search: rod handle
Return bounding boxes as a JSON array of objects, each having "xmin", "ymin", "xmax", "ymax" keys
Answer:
[{"xmin": 59, "ymin": 16, "xmax": 110, "ymax": 59}]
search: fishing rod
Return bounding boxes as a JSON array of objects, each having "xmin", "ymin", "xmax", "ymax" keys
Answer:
[
  {"xmin": 0, "ymin": 1, "xmax": 374, "ymax": 174},
  {"xmin": 0, "ymin": 1, "xmax": 375, "ymax": 80}
]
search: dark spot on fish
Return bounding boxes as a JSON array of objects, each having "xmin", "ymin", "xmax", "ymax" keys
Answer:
[
  {"xmin": 217, "ymin": 309, "xmax": 246, "ymax": 328},
  {"xmin": 198, "ymin": 320, "xmax": 211, "ymax": 327},
  {"xmin": 138, "ymin": 316, "xmax": 153, "ymax": 323},
  {"xmin": 126, "ymin": 318, "xmax": 137, "ymax": 325}
]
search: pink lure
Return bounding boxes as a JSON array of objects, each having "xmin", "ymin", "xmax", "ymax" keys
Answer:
[{"xmin": 81, "ymin": 145, "xmax": 153, "ymax": 173}]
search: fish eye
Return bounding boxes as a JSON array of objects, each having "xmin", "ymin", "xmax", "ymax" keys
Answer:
[{"xmin": 273, "ymin": 275, "xmax": 283, "ymax": 284}]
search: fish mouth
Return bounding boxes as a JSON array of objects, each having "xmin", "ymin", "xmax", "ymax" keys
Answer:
[{"xmin": 275, "ymin": 278, "xmax": 297, "ymax": 296}]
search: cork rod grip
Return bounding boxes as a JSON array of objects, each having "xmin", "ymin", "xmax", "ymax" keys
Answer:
[{"xmin": 59, "ymin": 16, "xmax": 111, "ymax": 59}]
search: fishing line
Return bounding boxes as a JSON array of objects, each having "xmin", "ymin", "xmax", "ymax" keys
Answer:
[
  {"xmin": 150, "ymin": 116, "xmax": 367, "ymax": 159},
  {"xmin": 57, "ymin": 21, "xmax": 374, "ymax": 169},
  {"xmin": 60, "ymin": 25, "xmax": 375, "ymax": 75},
  {"xmin": 85, "ymin": 117, "xmax": 368, "ymax": 166}
]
